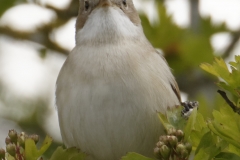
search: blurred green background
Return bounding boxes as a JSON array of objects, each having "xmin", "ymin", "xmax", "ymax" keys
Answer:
[{"xmin": 0, "ymin": 0, "xmax": 240, "ymax": 158}]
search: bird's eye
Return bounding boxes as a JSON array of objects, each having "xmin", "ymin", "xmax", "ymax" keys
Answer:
[
  {"xmin": 84, "ymin": 0, "xmax": 89, "ymax": 11},
  {"xmin": 122, "ymin": 0, "xmax": 127, "ymax": 6}
]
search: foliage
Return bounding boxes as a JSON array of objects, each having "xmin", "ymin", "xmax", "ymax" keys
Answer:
[
  {"xmin": 140, "ymin": 2, "xmax": 228, "ymax": 73},
  {"xmin": 125, "ymin": 56, "xmax": 240, "ymax": 160},
  {"xmin": 1, "ymin": 130, "xmax": 52, "ymax": 160},
  {"xmin": 190, "ymin": 57, "xmax": 240, "ymax": 160},
  {"xmin": 0, "ymin": 130, "xmax": 86, "ymax": 160},
  {"xmin": 0, "ymin": 0, "xmax": 240, "ymax": 160},
  {"xmin": 200, "ymin": 56, "xmax": 240, "ymax": 100},
  {"xmin": 3, "ymin": 56, "xmax": 240, "ymax": 160},
  {"xmin": 49, "ymin": 147, "xmax": 86, "ymax": 160},
  {"xmin": 121, "ymin": 153, "xmax": 153, "ymax": 160}
]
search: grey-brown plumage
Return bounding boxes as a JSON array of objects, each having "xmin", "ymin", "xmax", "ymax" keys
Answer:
[{"xmin": 56, "ymin": 0, "xmax": 181, "ymax": 159}]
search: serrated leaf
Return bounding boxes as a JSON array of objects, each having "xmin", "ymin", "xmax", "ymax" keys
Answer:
[
  {"xmin": 200, "ymin": 17, "xmax": 228, "ymax": 37},
  {"xmin": 194, "ymin": 132, "xmax": 220, "ymax": 160},
  {"xmin": 50, "ymin": 147, "xmax": 86, "ymax": 160},
  {"xmin": 25, "ymin": 136, "xmax": 52, "ymax": 160},
  {"xmin": 228, "ymin": 144, "xmax": 240, "ymax": 157},
  {"xmin": 39, "ymin": 135, "xmax": 53, "ymax": 154},
  {"xmin": 215, "ymin": 152, "xmax": 240, "ymax": 160},
  {"xmin": 190, "ymin": 127, "xmax": 209, "ymax": 150},
  {"xmin": 158, "ymin": 106, "xmax": 186, "ymax": 130},
  {"xmin": 194, "ymin": 112, "xmax": 207, "ymax": 131},
  {"xmin": 181, "ymin": 35, "xmax": 214, "ymax": 66},
  {"xmin": 208, "ymin": 106, "xmax": 240, "ymax": 148},
  {"xmin": 184, "ymin": 107, "xmax": 198, "ymax": 141},
  {"xmin": 229, "ymin": 56, "xmax": 240, "ymax": 71},
  {"xmin": 121, "ymin": 152, "xmax": 153, "ymax": 160},
  {"xmin": 200, "ymin": 58, "xmax": 229, "ymax": 79},
  {"xmin": 167, "ymin": 106, "xmax": 187, "ymax": 130},
  {"xmin": 158, "ymin": 112, "xmax": 175, "ymax": 130},
  {"xmin": 200, "ymin": 57, "xmax": 240, "ymax": 98},
  {"xmin": 25, "ymin": 139, "xmax": 39, "ymax": 160},
  {"xmin": 200, "ymin": 63, "xmax": 220, "ymax": 77},
  {"xmin": 187, "ymin": 112, "xmax": 209, "ymax": 150},
  {"xmin": 5, "ymin": 153, "xmax": 15, "ymax": 160}
]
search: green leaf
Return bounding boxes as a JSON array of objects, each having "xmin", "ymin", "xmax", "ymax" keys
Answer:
[
  {"xmin": 215, "ymin": 152, "xmax": 240, "ymax": 160},
  {"xmin": 181, "ymin": 35, "xmax": 214, "ymax": 66},
  {"xmin": 190, "ymin": 127, "xmax": 209, "ymax": 150},
  {"xmin": 200, "ymin": 17, "xmax": 228, "ymax": 38},
  {"xmin": 50, "ymin": 147, "xmax": 87, "ymax": 160},
  {"xmin": 193, "ymin": 112, "xmax": 207, "ymax": 131},
  {"xmin": 158, "ymin": 112, "xmax": 175, "ymax": 130},
  {"xmin": 184, "ymin": 107, "xmax": 198, "ymax": 141},
  {"xmin": 186, "ymin": 111, "xmax": 209, "ymax": 150},
  {"xmin": 200, "ymin": 57, "xmax": 240, "ymax": 98},
  {"xmin": 121, "ymin": 152, "xmax": 153, "ymax": 160},
  {"xmin": 194, "ymin": 132, "xmax": 221, "ymax": 160},
  {"xmin": 5, "ymin": 153, "xmax": 15, "ymax": 160},
  {"xmin": 167, "ymin": 106, "xmax": 187, "ymax": 130},
  {"xmin": 208, "ymin": 106, "xmax": 240, "ymax": 148},
  {"xmin": 228, "ymin": 144, "xmax": 240, "ymax": 157},
  {"xmin": 25, "ymin": 136, "xmax": 52, "ymax": 160},
  {"xmin": 158, "ymin": 106, "xmax": 186, "ymax": 130},
  {"xmin": 229, "ymin": 55, "xmax": 240, "ymax": 71},
  {"xmin": 200, "ymin": 58, "xmax": 229, "ymax": 78}
]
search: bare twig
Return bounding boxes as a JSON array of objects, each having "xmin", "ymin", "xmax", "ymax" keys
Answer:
[
  {"xmin": 217, "ymin": 90, "xmax": 240, "ymax": 114},
  {"xmin": 222, "ymin": 30, "xmax": 240, "ymax": 59},
  {"xmin": 44, "ymin": 0, "xmax": 79, "ymax": 21},
  {"xmin": 0, "ymin": 0, "xmax": 80, "ymax": 55},
  {"xmin": 0, "ymin": 26, "xmax": 69, "ymax": 55}
]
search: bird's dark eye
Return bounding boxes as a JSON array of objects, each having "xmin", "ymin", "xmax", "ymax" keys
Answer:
[
  {"xmin": 84, "ymin": 0, "xmax": 89, "ymax": 10},
  {"xmin": 122, "ymin": 0, "xmax": 127, "ymax": 6}
]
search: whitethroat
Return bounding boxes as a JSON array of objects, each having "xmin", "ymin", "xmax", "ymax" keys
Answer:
[{"xmin": 56, "ymin": 0, "xmax": 181, "ymax": 159}]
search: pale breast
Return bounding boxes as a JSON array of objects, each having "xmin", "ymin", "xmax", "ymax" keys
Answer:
[{"xmin": 56, "ymin": 42, "xmax": 180, "ymax": 160}]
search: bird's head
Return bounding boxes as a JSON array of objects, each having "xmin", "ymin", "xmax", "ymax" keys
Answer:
[{"xmin": 75, "ymin": 0, "xmax": 143, "ymax": 45}]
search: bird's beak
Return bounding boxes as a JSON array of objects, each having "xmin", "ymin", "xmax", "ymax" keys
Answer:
[{"xmin": 98, "ymin": 0, "xmax": 112, "ymax": 7}]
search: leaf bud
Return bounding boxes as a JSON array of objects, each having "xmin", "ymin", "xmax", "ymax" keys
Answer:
[
  {"xmin": 167, "ymin": 128, "xmax": 176, "ymax": 135},
  {"xmin": 8, "ymin": 130, "xmax": 18, "ymax": 144},
  {"xmin": 153, "ymin": 147, "xmax": 161, "ymax": 159},
  {"xmin": 175, "ymin": 130, "xmax": 184, "ymax": 142},
  {"xmin": 159, "ymin": 145, "xmax": 170, "ymax": 159},
  {"xmin": 18, "ymin": 133, "xmax": 26, "ymax": 148},
  {"xmin": 176, "ymin": 143, "xmax": 186, "ymax": 155},
  {"xmin": 29, "ymin": 134, "xmax": 39, "ymax": 144},
  {"xmin": 156, "ymin": 141, "xmax": 164, "ymax": 148},
  {"xmin": 5, "ymin": 137, "xmax": 11, "ymax": 145},
  {"xmin": 6, "ymin": 143, "xmax": 16, "ymax": 157},
  {"xmin": 180, "ymin": 149, "xmax": 189, "ymax": 159},
  {"xmin": 0, "ymin": 148, "xmax": 5, "ymax": 159},
  {"xmin": 159, "ymin": 136, "xmax": 168, "ymax": 145},
  {"xmin": 185, "ymin": 142, "xmax": 192, "ymax": 153},
  {"xmin": 168, "ymin": 136, "xmax": 178, "ymax": 147}
]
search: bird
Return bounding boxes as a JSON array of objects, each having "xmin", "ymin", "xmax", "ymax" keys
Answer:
[{"xmin": 56, "ymin": 0, "xmax": 181, "ymax": 159}]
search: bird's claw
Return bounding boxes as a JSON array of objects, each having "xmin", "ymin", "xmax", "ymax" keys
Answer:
[{"xmin": 181, "ymin": 101, "xmax": 199, "ymax": 118}]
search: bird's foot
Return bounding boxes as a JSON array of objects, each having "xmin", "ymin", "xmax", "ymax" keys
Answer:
[{"xmin": 181, "ymin": 101, "xmax": 199, "ymax": 118}]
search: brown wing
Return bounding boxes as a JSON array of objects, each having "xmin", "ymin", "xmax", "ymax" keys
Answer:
[
  {"xmin": 155, "ymin": 49, "xmax": 182, "ymax": 103},
  {"xmin": 170, "ymin": 82, "xmax": 181, "ymax": 103}
]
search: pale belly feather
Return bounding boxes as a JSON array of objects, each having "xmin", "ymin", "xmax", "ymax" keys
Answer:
[{"xmin": 56, "ymin": 44, "xmax": 179, "ymax": 160}]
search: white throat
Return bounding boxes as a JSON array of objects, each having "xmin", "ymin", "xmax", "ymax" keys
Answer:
[{"xmin": 76, "ymin": 7, "xmax": 143, "ymax": 45}]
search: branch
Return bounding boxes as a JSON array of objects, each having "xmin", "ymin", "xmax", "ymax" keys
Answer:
[
  {"xmin": 44, "ymin": 0, "xmax": 79, "ymax": 21},
  {"xmin": 217, "ymin": 90, "xmax": 240, "ymax": 114},
  {"xmin": 222, "ymin": 30, "xmax": 240, "ymax": 59},
  {"xmin": 0, "ymin": 26, "xmax": 69, "ymax": 55},
  {"xmin": 0, "ymin": 0, "xmax": 81, "ymax": 55}
]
